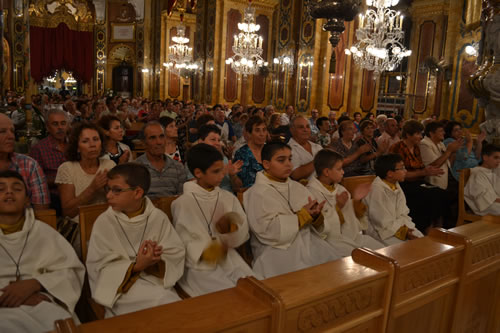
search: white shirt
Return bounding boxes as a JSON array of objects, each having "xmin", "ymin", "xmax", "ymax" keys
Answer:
[
  {"xmin": 288, "ymin": 137, "xmax": 323, "ymax": 179},
  {"xmin": 419, "ymin": 136, "xmax": 449, "ymax": 190}
]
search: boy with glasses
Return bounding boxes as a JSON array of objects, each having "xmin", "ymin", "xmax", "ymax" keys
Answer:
[{"xmin": 86, "ymin": 163, "xmax": 185, "ymax": 317}]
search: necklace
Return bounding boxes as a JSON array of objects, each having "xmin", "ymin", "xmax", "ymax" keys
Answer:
[
  {"xmin": 192, "ymin": 192, "xmax": 220, "ymax": 237},
  {"xmin": 268, "ymin": 183, "xmax": 294, "ymax": 213},
  {"xmin": 115, "ymin": 215, "xmax": 149, "ymax": 259},
  {"xmin": 0, "ymin": 228, "xmax": 31, "ymax": 281},
  {"xmin": 321, "ymin": 192, "xmax": 334, "ymax": 209}
]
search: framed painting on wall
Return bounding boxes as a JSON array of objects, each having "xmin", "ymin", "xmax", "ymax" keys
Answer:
[{"xmin": 111, "ymin": 24, "xmax": 135, "ymax": 42}]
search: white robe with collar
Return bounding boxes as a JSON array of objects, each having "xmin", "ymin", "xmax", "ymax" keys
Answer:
[
  {"xmin": 86, "ymin": 197, "xmax": 185, "ymax": 317},
  {"xmin": 0, "ymin": 208, "xmax": 85, "ymax": 333},
  {"xmin": 172, "ymin": 181, "xmax": 255, "ymax": 296},
  {"xmin": 243, "ymin": 172, "xmax": 340, "ymax": 278},
  {"xmin": 465, "ymin": 166, "xmax": 500, "ymax": 216},
  {"xmin": 363, "ymin": 177, "xmax": 423, "ymax": 245},
  {"xmin": 306, "ymin": 177, "xmax": 383, "ymax": 256}
]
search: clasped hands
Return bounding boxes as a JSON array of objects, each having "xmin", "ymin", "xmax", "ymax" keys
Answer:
[
  {"xmin": 0, "ymin": 279, "xmax": 48, "ymax": 308},
  {"xmin": 133, "ymin": 240, "xmax": 163, "ymax": 273}
]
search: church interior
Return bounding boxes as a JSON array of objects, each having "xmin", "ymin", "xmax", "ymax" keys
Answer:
[{"xmin": 1, "ymin": 0, "xmax": 500, "ymax": 332}]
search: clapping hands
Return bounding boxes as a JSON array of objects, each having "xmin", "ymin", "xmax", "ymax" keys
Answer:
[{"xmin": 133, "ymin": 240, "xmax": 163, "ymax": 272}]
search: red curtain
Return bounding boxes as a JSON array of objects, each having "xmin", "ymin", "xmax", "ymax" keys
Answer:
[{"xmin": 30, "ymin": 23, "xmax": 93, "ymax": 83}]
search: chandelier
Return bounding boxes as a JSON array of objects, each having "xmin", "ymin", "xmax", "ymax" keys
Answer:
[
  {"xmin": 345, "ymin": 0, "xmax": 411, "ymax": 78},
  {"xmin": 273, "ymin": 52, "xmax": 294, "ymax": 74},
  {"xmin": 166, "ymin": 13, "xmax": 193, "ymax": 75},
  {"xmin": 225, "ymin": 0, "xmax": 265, "ymax": 76}
]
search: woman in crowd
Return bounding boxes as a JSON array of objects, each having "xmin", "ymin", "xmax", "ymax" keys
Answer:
[
  {"xmin": 444, "ymin": 121, "xmax": 486, "ymax": 181},
  {"xmin": 233, "ymin": 116, "xmax": 267, "ymax": 189},
  {"xmin": 351, "ymin": 120, "xmax": 388, "ymax": 175},
  {"xmin": 389, "ymin": 120, "xmax": 449, "ymax": 233},
  {"xmin": 330, "ymin": 120, "xmax": 371, "ymax": 177},
  {"xmin": 55, "ymin": 122, "xmax": 116, "ymax": 253},
  {"xmin": 160, "ymin": 116, "xmax": 184, "ymax": 163},
  {"xmin": 98, "ymin": 115, "xmax": 133, "ymax": 165}
]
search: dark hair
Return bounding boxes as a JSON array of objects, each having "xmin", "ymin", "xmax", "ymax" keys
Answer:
[
  {"xmin": 353, "ymin": 112, "xmax": 361, "ymax": 118},
  {"xmin": 482, "ymin": 143, "xmax": 500, "ymax": 157},
  {"xmin": 375, "ymin": 154, "xmax": 403, "ymax": 179},
  {"xmin": 159, "ymin": 116, "xmax": 176, "ymax": 128},
  {"xmin": 196, "ymin": 114, "xmax": 215, "ymax": 129},
  {"xmin": 66, "ymin": 121, "xmax": 104, "ymax": 161},
  {"xmin": 444, "ymin": 121, "xmax": 462, "ymax": 139},
  {"xmin": 394, "ymin": 115, "xmax": 403, "ymax": 123},
  {"xmin": 187, "ymin": 143, "xmax": 223, "ymax": 175},
  {"xmin": 314, "ymin": 149, "xmax": 343, "ymax": 176},
  {"xmin": 245, "ymin": 115, "xmax": 267, "ymax": 134},
  {"xmin": 316, "ymin": 116, "xmax": 329, "ymax": 128},
  {"xmin": 0, "ymin": 170, "xmax": 27, "ymax": 193},
  {"xmin": 107, "ymin": 163, "xmax": 151, "ymax": 195},
  {"xmin": 337, "ymin": 115, "xmax": 351, "ymax": 125},
  {"xmin": 402, "ymin": 120, "xmax": 424, "ymax": 139},
  {"xmin": 360, "ymin": 119, "xmax": 375, "ymax": 133},
  {"xmin": 98, "ymin": 114, "xmax": 121, "ymax": 131},
  {"xmin": 198, "ymin": 124, "xmax": 221, "ymax": 140},
  {"xmin": 261, "ymin": 141, "xmax": 291, "ymax": 162},
  {"xmin": 338, "ymin": 119, "xmax": 354, "ymax": 138},
  {"xmin": 424, "ymin": 121, "xmax": 444, "ymax": 137}
]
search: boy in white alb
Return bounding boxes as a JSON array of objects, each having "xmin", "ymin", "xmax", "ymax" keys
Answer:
[
  {"xmin": 244, "ymin": 142, "xmax": 340, "ymax": 279},
  {"xmin": 364, "ymin": 154, "xmax": 424, "ymax": 245},
  {"xmin": 172, "ymin": 143, "xmax": 254, "ymax": 296},
  {"xmin": 0, "ymin": 171, "xmax": 85, "ymax": 333},
  {"xmin": 86, "ymin": 163, "xmax": 185, "ymax": 317},
  {"xmin": 465, "ymin": 144, "xmax": 500, "ymax": 216},
  {"xmin": 307, "ymin": 149, "xmax": 384, "ymax": 256}
]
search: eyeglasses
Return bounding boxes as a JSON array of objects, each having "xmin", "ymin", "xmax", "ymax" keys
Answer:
[{"xmin": 104, "ymin": 186, "xmax": 136, "ymax": 195}]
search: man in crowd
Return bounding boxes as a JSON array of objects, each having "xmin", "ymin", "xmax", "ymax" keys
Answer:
[{"xmin": 376, "ymin": 118, "xmax": 401, "ymax": 154}]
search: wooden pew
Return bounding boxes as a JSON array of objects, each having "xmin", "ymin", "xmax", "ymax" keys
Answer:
[
  {"xmin": 262, "ymin": 253, "xmax": 394, "ymax": 332},
  {"xmin": 431, "ymin": 219, "xmax": 500, "ymax": 333},
  {"xmin": 56, "ymin": 277, "xmax": 282, "ymax": 333},
  {"xmin": 457, "ymin": 168, "xmax": 482, "ymax": 226},
  {"xmin": 341, "ymin": 175, "xmax": 375, "ymax": 196},
  {"xmin": 371, "ymin": 234, "xmax": 465, "ymax": 333},
  {"xmin": 34, "ymin": 208, "xmax": 57, "ymax": 229}
]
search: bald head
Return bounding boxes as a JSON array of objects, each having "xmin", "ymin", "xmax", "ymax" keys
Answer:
[
  {"xmin": 290, "ymin": 116, "xmax": 311, "ymax": 142},
  {"xmin": 385, "ymin": 118, "xmax": 399, "ymax": 136}
]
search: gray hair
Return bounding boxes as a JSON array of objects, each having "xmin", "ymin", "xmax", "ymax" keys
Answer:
[
  {"xmin": 264, "ymin": 105, "xmax": 274, "ymax": 112},
  {"xmin": 44, "ymin": 107, "xmax": 68, "ymax": 123},
  {"xmin": 140, "ymin": 121, "xmax": 164, "ymax": 140},
  {"xmin": 376, "ymin": 114, "xmax": 387, "ymax": 126},
  {"xmin": 290, "ymin": 115, "xmax": 307, "ymax": 129}
]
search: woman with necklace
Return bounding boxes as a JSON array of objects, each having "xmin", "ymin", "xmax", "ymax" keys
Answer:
[
  {"xmin": 55, "ymin": 122, "xmax": 116, "ymax": 253},
  {"xmin": 159, "ymin": 116, "xmax": 184, "ymax": 164},
  {"xmin": 330, "ymin": 120, "xmax": 372, "ymax": 177},
  {"xmin": 99, "ymin": 115, "xmax": 132, "ymax": 165}
]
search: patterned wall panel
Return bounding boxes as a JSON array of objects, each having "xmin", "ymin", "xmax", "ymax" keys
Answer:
[
  {"xmin": 328, "ymin": 24, "xmax": 349, "ymax": 110},
  {"xmin": 224, "ymin": 9, "xmax": 241, "ymax": 102},
  {"xmin": 252, "ymin": 14, "xmax": 269, "ymax": 104},
  {"xmin": 296, "ymin": 53, "xmax": 313, "ymax": 112},
  {"xmin": 412, "ymin": 21, "xmax": 436, "ymax": 114},
  {"xmin": 360, "ymin": 70, "xmax": 376, "ymax": 112},
  {"xmin": 278, "ymin": 0, "xmax": 292, "ymax": 49},
  {"xmin": 167, "ymin": 26, "xmax": 181, "ymax": 98},
  {"xmin": 95, "ymin": 23, "xmax": 106, "ymax": 95},
  {"xmin": 13, "ymin": 17, "xmax": 25, "ymax": 93},
  {"xmin": 274, "ymin": 0, "xmax": 293, "ymax": 109},
  {"xmin": 136, "ymin": 24, "xmax": 144, "ymax": 96},
  {"xmin": 205, "ymin": 0, "xmax": 216, "ymax": 103}
]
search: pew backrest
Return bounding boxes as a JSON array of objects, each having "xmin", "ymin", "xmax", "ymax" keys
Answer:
[
  {"xmin": 35, "ymin": 209, "xmax": 57, "ymax": 229},
  {"xmin": 341, "ymin": 175, "xmax": 376, "ymax": 197},
  {"xmin": 457, "ymin": 168, "xmax": 481, "ymax": 226}
]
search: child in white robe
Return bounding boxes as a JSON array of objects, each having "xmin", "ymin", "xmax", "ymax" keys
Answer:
[
  {"xmin": 244, "ymin": 142, "xmax": 340, "ymax": 279},
  {"xmin": 364, "ymin": 154, "xmax": 424, "ymax": 245},
  {"xmin": 465, "ymin": 144, "xmax": 500, "ymax": 216},
  {"xmin": 172, "ymin": 143, "xmax": 254, "ymax": 297},
  {"xmin": 0, "ymin": 171, "xmax": 85, "ymax": 333},
  {"xmin": 86, "ymin": 163, "xmax": 185, "ymax": 317},
  {"xmin": 307, "ymin": 149, "xmax": 384, "ymax": 256}
]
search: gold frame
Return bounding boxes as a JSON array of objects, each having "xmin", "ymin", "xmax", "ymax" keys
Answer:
[{"xmin": 110, "ymin": 23, "xmax": 135, "ymax": 42}]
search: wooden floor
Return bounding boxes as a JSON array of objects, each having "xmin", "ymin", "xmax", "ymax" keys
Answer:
[{"xmin": 53, "ymin": 218, "xmax": 500, "ymax": 333}]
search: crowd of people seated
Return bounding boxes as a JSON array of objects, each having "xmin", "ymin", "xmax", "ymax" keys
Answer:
[{"xmin": 1, "ymin": 90, "xmax": 499, "ymax": 332}]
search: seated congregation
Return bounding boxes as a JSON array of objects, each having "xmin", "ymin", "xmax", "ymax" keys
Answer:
[{"xmin": 1, "ymin": 97, "xmax": 499, "ymax": 332}]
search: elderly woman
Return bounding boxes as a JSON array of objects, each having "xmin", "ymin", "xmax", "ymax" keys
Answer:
[
  {"xmin": 330, "ymin": 120, "xmax": 371, "ymax": 177},
  {"xmin": 98, "ymin": 115, "xmax": 133, "ymax": 165},
  {"xmin": 444, "ymin": 121, "xmax": 486, "ymax": 181},
  {"xmin": 159, "ymin": 116, "xmax": 184, "ymax": 163},
  {"xmin": 389, "ymin": 120, "xmax": 449, "ymax": 233},
  {"xmin": 55, "ymin": 122, "xmax": 116, "ymax": 253},
  {"xmin": 350, "ymin": 120, "xmax": 388, "ymax": 175}
]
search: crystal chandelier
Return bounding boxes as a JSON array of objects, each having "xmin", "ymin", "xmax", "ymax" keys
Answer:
[
  {"xmin": 166, "ymin": 13, "xmax": 193, "ymax": 75},
  {"xmin": 345, "ymin": 0, "xmax": 412, "ymax": 78},
  {"xmin": 225, "ymin": 0, "xmax": 265, "ymax": 76}
]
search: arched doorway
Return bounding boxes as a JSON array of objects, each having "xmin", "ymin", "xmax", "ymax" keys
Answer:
[{"xmin": 108, "ymin": 44, "xmax": 136, "ymax": 98}]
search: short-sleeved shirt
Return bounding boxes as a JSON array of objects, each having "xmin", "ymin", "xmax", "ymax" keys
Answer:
[
  {"xmin": 7, "ymin": 153, "xmax": 50, "ymax": 205},
  {"xmin": 29, "ymin": 135, "xmax": 66, "ymax": 194},
  {"xmin": 135, "ymin": 153, "xmax": 187, "ymax": 198},
  {"xmin": 55, "ymin": 158, "xmax": 116, "ymax": 207},
  {"xmin": 390, "ymin": 141, "xmax": 425, "ymax": 182},
  {"xmin": 288, "ymin": 138, "xmax": 323, "ymax": 172},
  {"xmin": 234, "ymin": 144, "xmax": 263, "ymax": 188}
]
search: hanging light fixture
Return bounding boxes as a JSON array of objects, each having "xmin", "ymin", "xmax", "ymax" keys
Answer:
[
  {"xmin": 344, "ymin": 0, "xmax": 412, "ymax": 78},
  {"xmin": 273, "ymin": 50, "xmax": 294, "ymax": 75},
  {"xmin": 225, "ymin": 0, "xmax": 265, "ymax": 77},
  {"xmin": 166, "ymin": 12, "xmax": 193, "ymax": 75}
]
